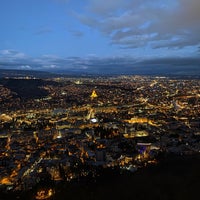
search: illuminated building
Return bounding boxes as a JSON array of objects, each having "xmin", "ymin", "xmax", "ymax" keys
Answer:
[
  {"xmin": 136, "ymin": 143, "xmax": 151, "ymax": 160},
  {"xmin": 90, "ymin": 90, "xmax": 98, "ymax": 99}
]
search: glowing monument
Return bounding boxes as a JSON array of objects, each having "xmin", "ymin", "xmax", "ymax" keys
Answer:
[{"xmin": 90, "ymin": 90, "xmax": 98, "ymax": 99}]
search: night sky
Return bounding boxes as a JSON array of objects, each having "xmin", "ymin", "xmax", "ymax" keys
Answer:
[{"xmin": 0, "ymin": 0, "xmax": 199, "ymax": 73}]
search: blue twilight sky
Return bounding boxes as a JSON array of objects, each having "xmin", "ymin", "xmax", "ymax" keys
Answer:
[{"xmin": 0, "ymin": 0, "xmax": 199, "ymax": 73}]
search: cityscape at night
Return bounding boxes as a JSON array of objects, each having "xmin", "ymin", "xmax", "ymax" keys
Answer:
[
  {"xmin": 0, "ymin": 73, "xmax": 199, "ymax": 199},
  {"xmin": 0, "ymin": 0, "xmax": 200, "ymax": 199}
]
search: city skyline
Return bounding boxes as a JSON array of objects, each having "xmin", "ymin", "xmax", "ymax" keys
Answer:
[{"xmin": 0, "ymin": 0, "xmax": 199, "ymax": 73}]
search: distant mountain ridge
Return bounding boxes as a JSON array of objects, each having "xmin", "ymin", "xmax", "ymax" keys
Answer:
[
  {"xmin": 0, "ymin": 66, "xmax": 199, "ymax": 79},
  {"xmin": 0, "ymin": 69, "xmax": 57, "ymax": 78}
]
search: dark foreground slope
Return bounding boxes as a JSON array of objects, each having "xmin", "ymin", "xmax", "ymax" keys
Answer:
[
  {"xmin": 0, "ymin": 78, "xmax": 59, "ymax": 99},
  {"xmin": 2, "ymin": 154, "xmax": 199, "ymax": 200},
  {"xmin": 53, "ymin": 154, "xmax": 200, "ymax": 200}
]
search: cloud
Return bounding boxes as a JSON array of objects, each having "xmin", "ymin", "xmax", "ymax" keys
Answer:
[
  {"xmin": 42, "ymin": 64, "xmax": 59, "ymax": 69},
  {"xmin": 74, "ymin": 0, "xmax": 200, "ymax": 50},
  {"xmin": 0, "ymin": 50, "xmax": 36, "ymax": 70},
  {"xmin": 19, "ymin": 65, "xmax": 32, "ymax": 70},
  {"xmin": 0, "ymin": 49, "xmax": 199, "ymax": 75},
  {"xmin": 0, "ymin": 50, "xmax": 26, "ymax": 58}
]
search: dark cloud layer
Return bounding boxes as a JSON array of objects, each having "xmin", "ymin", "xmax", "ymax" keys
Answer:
[{"xmin": 0, "ymin": 49, "xmax": 199, "ymax": 75}]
